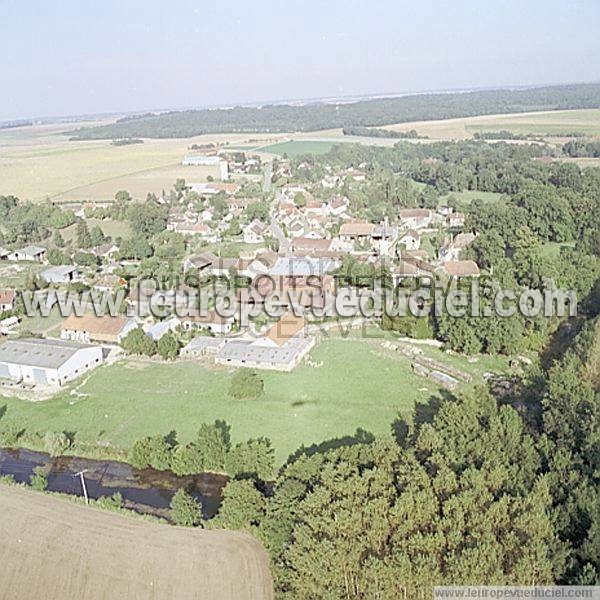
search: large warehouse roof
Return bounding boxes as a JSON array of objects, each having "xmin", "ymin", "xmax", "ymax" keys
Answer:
[{"xmin": 0, "ymin": 338, "xmax": 94, "ymax": 369}]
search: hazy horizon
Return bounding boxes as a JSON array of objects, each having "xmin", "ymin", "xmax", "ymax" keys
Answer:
[{"xmin": 2, "ymin": 0, "xmax": 600, "ymax": 121}]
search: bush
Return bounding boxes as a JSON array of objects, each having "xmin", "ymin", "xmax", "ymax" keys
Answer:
[
  {"xmin": 0, "ymin": 422, "xmax": 23, "ymax": 447},
  {"xmin": 43, "ymin": 431, "xmax": 70, "ymax": 457},
  {"xmin": 228, "ymin": 369, "xmax": 264, "ymax": 399},
  {"xmin": 29, "ymin": 466, "xmax": 48, "ymax": 491}
]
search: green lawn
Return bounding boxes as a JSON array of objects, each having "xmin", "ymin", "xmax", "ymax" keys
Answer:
[
  {"xmin": 61, "ymin": 218, "xmax": 132, "ymax": 242},
  {"xmin": 539, "ymin": 240, "xmax": 576, "ymax": 259},
  {"xmin": 0, "ymin": 335, "xmax": 509, "ymax": 465},
  {"xmin": 258, "ymin": 140, "xmax": 336, "ymax": 157},
  {"xmin": 439, "ymin": 190, "xmax": 506, "ymax": 210}
]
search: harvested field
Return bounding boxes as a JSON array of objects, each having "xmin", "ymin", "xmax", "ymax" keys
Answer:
[
  {"xmin": 385, "ymin": 109, "xmax": 600, "ymax": 140},
  {"xmin": 0, "ymin": 484, "xmax": 273, "ymax": 600}
]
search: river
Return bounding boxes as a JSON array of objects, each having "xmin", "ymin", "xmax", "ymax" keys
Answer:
[{"xmin": 0, "ymin": 447, "xmax": 228, "ymax": 520}]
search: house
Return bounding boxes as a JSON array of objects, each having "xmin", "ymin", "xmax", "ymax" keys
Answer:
[
  {"xmin": 183, "ymin": 252, "xmax": 218, "ymax": 274},
  {"xmin": 439, "ymin": 233, "xmax": 477, "ymax": 261},
  {"xmin": 215, "ymin": 313, "xmax": 315, "ymax": 372},
  {"xmin": 8, "ymin": 245, "xmax": 46, "ymax": 263},
  {"xmin": 181, "ymin": 310, "xmax": 233, "ymax": 335},
  {"xmin": 398, "ymin": 209, "xmax": 432, "ymax": 230},
  {"xmin": 145, "ymin": 317, "xmax": 181, "ymax": 341},
  {"xmin": 243, "ymin": 219, "xmax": 268, "ymax": 244},
  {"xmin": 0, "ymin": 247, "xmax": 9, "ymax": 260},
  {"xmin": 446, "ymin": 212, "xmax": 466, "ymax": 228},
  {"xmin": 91, "ymin": 243, "xmax": 120, "ymax": 260},
  {"xmin": 0, "ymin": 338, "xmax": 103, "ymax": 387},
  {"xmin": 41, "ymin": 265, "xmax": 81, "ymax": 285},
  {"xmin": 61, "ymin": 314, "xmax": 138, "ymax": 344},
  {"xmin": 398, "ymin": 229, "xmax": 421, "ymax": 251},
  {"xmin": 0, "ymin": 290, "xmax": 16, "ymax": 312},
  {"xmin": 327, "ymin": 195, "xmax": 349, "ymax": 216},
  {"xmin": 441, "ymin": 260, "xmax": 481, "ymax": 278}
]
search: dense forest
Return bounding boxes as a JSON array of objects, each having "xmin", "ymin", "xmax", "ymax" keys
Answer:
[{"xmin": 68, "ymin": 83, "xmax": 600, "ymax": 139}]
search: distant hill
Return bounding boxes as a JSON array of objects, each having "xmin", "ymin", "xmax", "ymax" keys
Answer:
[{"xmin": 67, "ymin": 83, "xmax": 600, "ymax": 139}]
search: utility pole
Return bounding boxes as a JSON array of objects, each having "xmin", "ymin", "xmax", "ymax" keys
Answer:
[{"xmin": 74, "ymin": 470, "xmax": 89, "ymax": 505}]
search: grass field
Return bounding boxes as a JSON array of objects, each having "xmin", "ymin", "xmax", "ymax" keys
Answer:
[
  {"xmin": 0, "ymin": 334, "xmax": 507, "ymax": 465},
  {"xmin": 258, "ymin": 140, "xmax": 337, "ymax": 157},
  {"xmin": 439, "ymin": 190, "xmax": 506, "ymax": 209},
  {"xmin": 60, "ymin": 218, "xmax": 132, "ymax": 242},
  {"xmin": 539, "ymin": 240, "xmax": 576, "ymax": 259}
]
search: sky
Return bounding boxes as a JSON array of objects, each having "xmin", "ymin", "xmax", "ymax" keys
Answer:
[{"xmin": 1, "ymin": 0, "xmax": 600, "ymax": 121}]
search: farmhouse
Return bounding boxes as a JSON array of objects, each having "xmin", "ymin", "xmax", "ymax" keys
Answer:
[
  {"xmin": 41, "ymin": 265, "xmax": 81, "ymax": 285},
  {"xmin": 291, "ymin": 237, "xmax": 333, "ymax": 254},
  {"xmin": 339, "ymin": 221, "xmax": 375, "ymax": 242},
  {"xmin": 0, "ymin": 338, "xmax": 103, "ymax": 387},
  {"xmin": 61, "ymin": 314, "xmax": 137, "ymax": 344},
  {"xmin": 0, "ymin": 290, "xmax": 16, "ymax": 312},
  {"xmin": 215, "ymin": 313, "xmax": 315, "ymax": 372},
  {"xmin": 8, "ymin": 245, "xmax": 46, "ymax": 263}
]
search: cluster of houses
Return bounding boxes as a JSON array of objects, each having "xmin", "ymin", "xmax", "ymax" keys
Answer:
[{"xmin": 0, "ymin": 154, "xmax": 484, "ymax": 391}]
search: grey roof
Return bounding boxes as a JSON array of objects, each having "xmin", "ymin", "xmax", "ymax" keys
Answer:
[
  {"xmin": 13, "ymin": 245, "xmax": 46, "ymax": 256},
  {"xmin": 270, "ymin": 257, "xmax": 339, "ymax": 277},
  {"xmin": 0, "ymin": 338, "xmax": 96, "ymax": 370},
  {"xmin": 216, "ymin": 335, "xmax": 311, "ymax": 366},
  {"xmin": 182, "ymin": 337, "xmax": 225, "ymax": 353},
  {"xmin": 42, "ymin": 265, "xmax": 78, "ymax": 279}
]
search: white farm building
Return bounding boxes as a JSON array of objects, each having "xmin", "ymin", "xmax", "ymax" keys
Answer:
[{"xmin": 0, "ymin": 338, "xmax": 103, "ymax": 387}]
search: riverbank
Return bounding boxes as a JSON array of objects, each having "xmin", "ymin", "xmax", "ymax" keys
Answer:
[{"xmin": 0, "ymin": 446, "xmax": 228, "ymax": 520}]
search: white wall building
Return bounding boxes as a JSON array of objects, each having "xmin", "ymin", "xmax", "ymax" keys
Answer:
[{"xmin": 0, "ymin": 338, "xmax": 103, "ymax": 387}]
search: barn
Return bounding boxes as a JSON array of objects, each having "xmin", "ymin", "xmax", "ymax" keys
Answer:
[{"xmin": 0, "ymin": 338, "xmax": 103, "ymax": 387}]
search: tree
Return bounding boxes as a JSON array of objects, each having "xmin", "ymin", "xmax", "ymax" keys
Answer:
[
  {"xmin": 157, "ymin": 332, "xmax": 180, "ymax": 360},
  {"xmin": 53, "ymin": 230, "xmax": 65, "ymax": 248},
  {"xmin": 293, "ymin": 192, "xmax": 306, "ymax": 208},
  {"xmin": 89, "ymin": 224, "xmax": 105, "ymax": 247},
  {"xmin": 228, "ymin": 369, "xmax": 264, "ymax": 399},
  {"xmin": 224, "ymin": 438, "xmax": 274, "ymax": 480},
  {"xmin": 170, "ymin": 488, "xmax": 203, "ymax": 527},
  {"xmin": 121, "ymin": 328, "xmax": 157, "ymax": 356},
  {"xmin": 210, "ymin": 479, "xmax": 266, "ymax": 531},
  {"xmin": 225, "ymin": 217, "xmax": 242, "ymax": 237},
  {"xmin": 115, "ymin": 190, "xmax": 132, "ymax": 203},
  {"xmin": 76, "ymin": 220, "xmax": 92, "ymax": 248}
]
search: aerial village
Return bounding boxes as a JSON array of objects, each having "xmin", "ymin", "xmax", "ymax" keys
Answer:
[{"xmin": 0, "ymin": 144, "xmax": 480, "ymax": 395}]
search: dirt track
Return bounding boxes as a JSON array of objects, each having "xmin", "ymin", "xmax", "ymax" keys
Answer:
[{"xmin": 0, "ymin": 484, "xmax": 273, "ymax": 600}]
